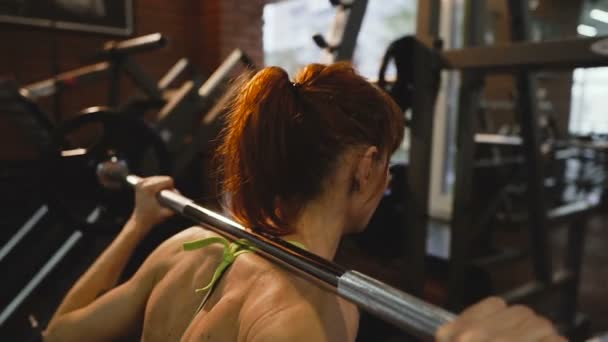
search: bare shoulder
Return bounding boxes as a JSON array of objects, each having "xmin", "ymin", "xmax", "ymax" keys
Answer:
[
  {"xmin": 233, "ymin": 254, "xmax": 346, "ymax": 341},
  {"xmin": 156, "ymin": 226, "xmax": 218, "ymax": 254},
  {"xmin": 233, "ymin": 252, "xmax": 316, "ymax": 304},
  {"xmin": 179, "ymin": 248, "xmax": 356, "ymax": 341},
  {"xmin": 144, "ymin": 226, "xmax": 222, "ymax": 269},
  {"xmin": 166, "ymin": 225, "xmax": 216, "ymax": 244},
  {"xmin": 245, "ymin": 301, "xmax": 329, "ymax": 342}
]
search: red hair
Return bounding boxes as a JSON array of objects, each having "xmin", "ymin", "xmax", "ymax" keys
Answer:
[{"xmin": 218, "ymin": 62, "xmax": 404, "ymax": 235}]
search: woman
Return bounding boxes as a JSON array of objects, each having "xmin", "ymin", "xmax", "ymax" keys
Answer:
[{"xmin": 44, "ymin": 63, "xmax": 563, "ymax": 341}]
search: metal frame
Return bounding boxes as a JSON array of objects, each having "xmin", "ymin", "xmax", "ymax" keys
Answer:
[
  {"xmin": 446, "ymin": 0, "xmax": 486, "ymax": 310},
  {"xmin": 406, "ymin": 38, "xmax": 442, "ymax": 296},
  {"xmin": 318, "ymin": 0, "xmax": 368, "ymax": 64},
  {"xmin": 441, "ymin": 36, "xmax": 608, "ymax": 72},
  {"xmin": 404, "ymin": 0, "xmax": 442, "ymax": 299},
  {"xmin": 22, "ymin": 33, "xmax": 168, "ymax": 107},
  {"xmin": 410, "ymin": 0, "xmax": 603, "ymax": 316},
  {"xmin": 416, "ymin": 0, "xmax": 440, "ymax": 38},
  {"xmin": 563, "ymin": 217, "xmax": 586, "ymax": 325},
  {"xmin": 506, "ymin": 0, "xmax": 553, "ymax": 285},
  {"xmin": 334, "ymin": 0, "xmax": 368, "ymax": 62},
  {"xmin": 165, "ymin": 49, "xmax": 255, "ymax": 177},
  {"xmin": 0, "ymin": 206, "xmax": 48, "ymax": 264},
  {"xmin": 23, "ymin": 63, "xmax": 110, "ymax": 100},
  {"xmin": 0, "ymin": 205, "xmax": 102, "ymax": 328},
  {"xmin": 0, "ymin": 231, "xmax": 82, "ymax": 327},
  {"xmin": 427, "ymin": 0, "xmax": 465, "ymax": 221}
]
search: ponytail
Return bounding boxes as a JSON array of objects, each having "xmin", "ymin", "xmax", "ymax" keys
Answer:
[
  {"xmin": 219, "ymin": 63, "xmax": 404, "ymax": 235},
  {"xmin": 220, "ymin": 67, "xmax": 299, "ymax": 234}
]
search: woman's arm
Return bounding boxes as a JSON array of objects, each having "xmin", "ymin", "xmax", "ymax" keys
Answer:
[
  {"xmin": 43, "ymin": 255, "xmax": 159, "ymax": 341},
  {"xmin": 50, "ymin": 217, "xmax": 151, "ymax": 318},
  {"xmin": 43, "ymin": 227, "xmax": 204, "ymax": 342},
  {"xmin": 44, "ymin": 176, "xmax": 175, "ymax": 339}
]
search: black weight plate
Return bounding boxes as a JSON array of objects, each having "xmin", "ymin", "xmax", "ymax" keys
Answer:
[{"xmin": 46, "ymin": 108, "xmax": 171, "ymax": 234}]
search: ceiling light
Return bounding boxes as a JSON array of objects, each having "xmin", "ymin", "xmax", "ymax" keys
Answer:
[
  {"xmin": 591, "ymin": 9, "xmax": 608, "ymax": 24},
  {"xmin": 578, "ymin": 24, "xmax": 598, "ymax": 37}
]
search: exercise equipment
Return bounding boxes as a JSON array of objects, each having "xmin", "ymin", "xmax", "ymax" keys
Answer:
[
  {"xmin": 4, "ymin": 45, "xmax": 255, "ymax": 232},
  {"xmin": 1, "ymin": 81, "xmax": 57, "ymax": 207},
  {"xmin": 22, "ymin": 33, "xmax": 172, "ymax": 109},
  {"xmin": 0, "ymin": 103, "xmax": 171, "ymax": 339},
  {"xmin": 157, "ymin": 49, "xmax": 254, "ymax": 160},
  {"xmin": 313, "ymin": 0, "xmax": 368, "ymax": 64},
  {"xmin": 377, "ymin": 36, "xmax": 441, "ymax": 114},
  {"xmin": 402, "ymin": 2, "xmax": 605, "ymax": 338},
  {"xmin": 47, "ymin": 107, "xmax": 171, "ymax": 233},
  {"xmin": 2, "ymin": 74, "xmax": 173, "ymax": 232},
  {"xmin": 15, "ymin": 33, "xmax": 253, "ymax": 170},
  {"xmin": 93, "ymin": 158, "xmax": 456, "ymax": 339},
  {"xmin": 4, "ymin": 33, "xmax": 192, "ymax": 140},
  {"xmin": 19, "ymin": 32, "xmax": 197, "ymax": 150}
]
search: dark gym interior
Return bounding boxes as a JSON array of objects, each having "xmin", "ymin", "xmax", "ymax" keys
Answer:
[{"xmin": 1, "ymin": 0, "xmax": 608, "ymax": 341}]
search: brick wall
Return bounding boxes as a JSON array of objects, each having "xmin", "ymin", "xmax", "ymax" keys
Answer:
[{"xmin": 199, "ymin": 0, "xmax": 267, "ymax": 71}]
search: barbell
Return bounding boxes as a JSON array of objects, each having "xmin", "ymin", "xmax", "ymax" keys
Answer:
[{"xmin": 96, "ymin": 158, "xmax": 457, "ymax": 339}]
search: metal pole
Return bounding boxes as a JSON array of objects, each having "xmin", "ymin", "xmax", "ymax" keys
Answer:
[
  {"xmin": 507, "ymin": 0, "xmax": 553, "ymax": 284},
  {"xmin": 334, "ymin": 0, "xmax": 368, "ymax": 62},
  {"xmin": 416, "ymin": 0, "xmax": 440, "ymax": 38},
  {"xmin": 447, "ymin": 0, "xmax": 486, "ymax": 311}
]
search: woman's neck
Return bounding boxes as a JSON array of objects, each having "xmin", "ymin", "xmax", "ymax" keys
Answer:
[{"xmin": 283, "ymin": 198, "xmax": 347, "ymax": 260}]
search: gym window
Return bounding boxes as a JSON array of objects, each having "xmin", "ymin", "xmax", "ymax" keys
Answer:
[
  {"xmin": 262, "ymin": 0, "xmax": 418, "ymax": 79},
  {"xmin": 570, "ymin": 1, "xmax": 608, "ymax": 135}
]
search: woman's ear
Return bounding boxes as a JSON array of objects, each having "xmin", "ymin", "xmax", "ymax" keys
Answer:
[{"xmin": 353, "ymin": 146, "xmax": 379, "ymax": 192}]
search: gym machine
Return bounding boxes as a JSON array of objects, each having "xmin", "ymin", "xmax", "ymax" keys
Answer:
[
  {"xmin": 393, "ymin": 1, "xmax": 608, "ymax": 339},
  {"xmin": 0, "ymin": 37, "xmax": 254, "ymax": 340},
  {"xmin": 157, "ymin": 49, "xmax": 255, "ymax": 177},
  {"xmin": 21, "ymin": 32, "xmax": 185, "ymax": 111},
  {"xmin": 312, "ymin": 0, "xmax": 368, "ymax": 64}
]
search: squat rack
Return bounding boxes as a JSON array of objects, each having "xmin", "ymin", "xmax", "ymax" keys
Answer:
[{"xmin": 409, "ymin": 0, "xmax": 605, "ymax": 337}]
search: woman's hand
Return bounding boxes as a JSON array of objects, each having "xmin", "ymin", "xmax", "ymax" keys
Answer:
[
  {"xmin": 129, "ymin": 176, "xmax": 176, "ymax": 235},
  {"xmin": 436, "ymin": 297, "xmax": 566, "ymax": 342}
]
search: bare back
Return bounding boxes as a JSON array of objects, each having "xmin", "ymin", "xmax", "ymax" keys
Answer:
[{"xmin": 140, "ymin": 227, "xmax": 359, "ymax": 341}]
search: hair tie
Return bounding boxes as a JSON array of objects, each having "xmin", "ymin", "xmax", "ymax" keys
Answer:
[{"xmin": 290, "ymin": 82, "xmax": 301, "ymax": 98}]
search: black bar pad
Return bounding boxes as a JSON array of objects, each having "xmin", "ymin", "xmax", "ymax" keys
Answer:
[{"xmin": 95, "ymin": 33, "xmax": 167, "ymax": 60}]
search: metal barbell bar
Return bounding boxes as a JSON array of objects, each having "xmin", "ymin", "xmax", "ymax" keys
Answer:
[{"xmin": 96, "ymin": 159, "xmax": 457, "ymax": 339}]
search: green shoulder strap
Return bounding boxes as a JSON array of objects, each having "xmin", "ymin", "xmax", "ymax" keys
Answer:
[
  {"xmin": 183, "ymin": 236, "xmax": 256, "ymax": 292},
  {"xmin": 183, "ymin": 236, "xmax": 307, "ymax": 293}
]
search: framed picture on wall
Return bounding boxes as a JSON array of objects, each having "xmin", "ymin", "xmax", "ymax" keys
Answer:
[{"xmin": 0, "ymin": 1, "xmax": 134, "ymax": 36}]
